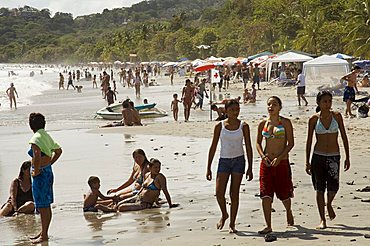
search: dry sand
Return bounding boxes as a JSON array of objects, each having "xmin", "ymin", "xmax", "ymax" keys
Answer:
[{"xmin": 0, "ymin": 74, "xmax": 369, "ymax": 245}]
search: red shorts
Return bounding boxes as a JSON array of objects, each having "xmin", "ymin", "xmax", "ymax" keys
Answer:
[{"xmin": 259, "ymin": 159, "xmax": 294, "ymax": 201}]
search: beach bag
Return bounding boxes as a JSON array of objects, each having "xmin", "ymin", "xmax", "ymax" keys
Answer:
[{"xmin": 358, "ymin": 105, "xmax": 369, "ymax": 118}]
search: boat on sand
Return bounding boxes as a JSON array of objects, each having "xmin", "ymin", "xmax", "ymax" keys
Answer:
[{"xmin": 96, "ymin": 103, "xmax": 167, "ymax": 120}]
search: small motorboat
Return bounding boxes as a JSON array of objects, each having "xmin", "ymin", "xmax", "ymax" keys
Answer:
[{"xmin": 96, "ymin": 103, "xmax": 167, "ymax": 120}]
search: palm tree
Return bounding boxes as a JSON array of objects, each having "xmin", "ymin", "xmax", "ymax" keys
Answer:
[
  {"xmin": 293, "ymin": 10, "xmax": 324, "ymax": 54},
  {"xmin": 344, "ymin": 0, "xmax": 370, "ymax": 58}
]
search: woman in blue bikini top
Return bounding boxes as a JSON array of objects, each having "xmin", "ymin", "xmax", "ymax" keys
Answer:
[
  {"xmin": 107, "ymin": 149, "xmax": 150, "ymax": 200},
  {"xmin": 306, "ymin": 91, "xmax": 350, "ymax": 170}
]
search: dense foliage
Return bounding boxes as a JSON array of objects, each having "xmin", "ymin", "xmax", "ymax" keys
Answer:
[{"xmin": 0, "ymin": 0, "xmax": 368, "ymax": 63}]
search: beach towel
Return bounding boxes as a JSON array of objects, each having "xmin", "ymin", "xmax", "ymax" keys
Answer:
[{"xmin": 29, "ymin": 129, "xmax": 60, "ymax": 157}]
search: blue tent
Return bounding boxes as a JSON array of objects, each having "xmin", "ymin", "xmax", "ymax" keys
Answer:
[
  {"xmin": 353, "ymin": 60, "xmax": 370, "ymax": 68},
  {"xmin": 178, "ymin": 58, "xmax": 189, "ymax": 62}
]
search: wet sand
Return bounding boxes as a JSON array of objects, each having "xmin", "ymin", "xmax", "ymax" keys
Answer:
[{"xmin": 0, "ymin": 74, "xmax": 369, "ymax": 245}]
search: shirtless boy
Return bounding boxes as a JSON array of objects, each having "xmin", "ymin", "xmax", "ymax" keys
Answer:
[
  {"xmin": 106, "ymin": 87, "xmax": 117, "ymax": 106},
  {"xmin": 171, "ymin": 93, "xmax": 181, "ymax": 121},
  {"xmin": 341, "ymin": 66, "xmax": 361, "ymax": 117},
  {"xmin": 83, "ymin": 176, "xmax": 118, "ymax": 212},
  {"xmin": 6, "ymin": 83, "xmax": 19, "ymax": 109}
]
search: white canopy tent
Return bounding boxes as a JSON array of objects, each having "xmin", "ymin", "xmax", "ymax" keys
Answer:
[
  {"xmin": 303, "ymin": 55, "xmax": 350, "ymax": 94},
  {"xmin": 266, "ymin": 52, "xmax": 313, "ymax": 81}
]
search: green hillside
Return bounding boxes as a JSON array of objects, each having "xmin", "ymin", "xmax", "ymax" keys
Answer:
[{"xmin": 0, "ymin": 0, "xmax": 368, "ymax": 63}]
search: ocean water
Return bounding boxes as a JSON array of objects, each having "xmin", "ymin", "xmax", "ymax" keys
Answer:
[{"xmin": 0, "ymin": 64, "xmax": 55, "ymax": 110}]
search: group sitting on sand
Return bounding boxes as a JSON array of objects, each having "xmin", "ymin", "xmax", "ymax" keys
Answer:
[{"xmin": 83, "ymin": 150, "xmax": 177, "ymax": 213}]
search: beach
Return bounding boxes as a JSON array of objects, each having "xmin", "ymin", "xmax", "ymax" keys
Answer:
[{"xmin": 0, "ymin": 68, "xmax": 369, "ymax": 246}]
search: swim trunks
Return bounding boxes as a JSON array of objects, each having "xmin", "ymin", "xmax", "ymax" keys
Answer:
[
  {"xmin": 259, "ymin": 159, "xmax": 294, "ymax": 200},
  {"xmin": 31, "ymin": 165, "xmax": 54, "ymax": 208},
  {"xmin": 311, "ymin": 153, "xmax": 340, "ymax": 192},
  {"xmin": 83, "ymin": 205, "xmax": 98, "ymax": 212},
  {"xmin": 343, "ymin": 86, "xmax": 355, "ymax": 102}
]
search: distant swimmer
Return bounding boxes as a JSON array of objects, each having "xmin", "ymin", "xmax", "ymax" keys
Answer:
[{"xmin": 6, "ymin": 82, "xmax": 19, "ymax": 109}]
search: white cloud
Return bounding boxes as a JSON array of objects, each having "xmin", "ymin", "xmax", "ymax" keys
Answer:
[{"xmin": 0, "ymin": 0, "xmax": 142, "ymax": 17}]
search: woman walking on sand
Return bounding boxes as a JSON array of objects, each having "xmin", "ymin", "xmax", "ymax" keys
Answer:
[
  {"xmin": 306, "ymin": 91, "xmax": 350, "ymax": 229},
  {"xmin": 207, "ymin": 99, "xmax": 253, "ymax": 233},
  {"xmin": 256, "ymin": 96, "xmax": 294, "ymax": 234},
  {"xmin": 28, "ymin": 113, "xmax": 62, "ymax": 243},
  {"xmin": 133, "ymin": 71, "xmax": 142, "ymax": 98}
]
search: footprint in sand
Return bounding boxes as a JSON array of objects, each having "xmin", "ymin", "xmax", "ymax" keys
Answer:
[
  {"xmin": 197, "ymin": 219, "xmax": 207, "ymax": 222},
  {"xmin": 166, "ymin": 235, "xmax": 180, "ymax": 240}
]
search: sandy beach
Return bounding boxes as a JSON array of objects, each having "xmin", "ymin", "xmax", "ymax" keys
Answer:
[{"xmin": 0, "ymin": 71, "xmax": 369, "ymax": 246}]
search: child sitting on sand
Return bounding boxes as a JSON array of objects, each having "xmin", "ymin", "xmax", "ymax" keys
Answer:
[
  {"xmin": 117, "ymin": 158, "xmax": 178, "ymax": 212},
  {"xmin": 243, "ymin": 84, "xmax": 256, "ymax": 104},
  {"xmin": 83, "ymin": 176, "xmax": 118, "ymax": 212}
]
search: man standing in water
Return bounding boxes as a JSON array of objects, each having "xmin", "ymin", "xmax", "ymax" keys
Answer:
[
  {"xmin": 6, "ymin": 82, "xmax": 19, "ymax": 109},
  {"xmin": 341, "ymin": 66, "xmax": 361, "ymax": 117},
  {"xmin": 181, "ymin": 79, "xmax": 195, "ymax": 122}
]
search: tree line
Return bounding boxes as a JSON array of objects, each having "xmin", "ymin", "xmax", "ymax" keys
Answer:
[{"xmin": 0, "ymin": 0, "xmax": 368, "ymax": 63}]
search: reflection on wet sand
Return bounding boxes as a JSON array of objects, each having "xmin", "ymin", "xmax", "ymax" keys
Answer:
[
  {"xmin": 4, "ymin": 214, "xmax": 38, "ymax": 245},
  {"xmin": 135, "ymin": 209, "xmax": 170, "ymax": 233},
  {"xmin": 83, "ymin": 212, "xmax": 118, "ymax": 231}
]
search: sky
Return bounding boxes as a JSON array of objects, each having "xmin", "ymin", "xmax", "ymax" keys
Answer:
[{"xmin": 1, "ymin": 0, "xmax": 143, "ymax": 17}]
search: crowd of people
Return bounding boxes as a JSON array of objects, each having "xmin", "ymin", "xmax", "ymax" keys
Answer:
[{"xmin": 1, "ymin": 61, "xmax": 367, "ymax": 244}]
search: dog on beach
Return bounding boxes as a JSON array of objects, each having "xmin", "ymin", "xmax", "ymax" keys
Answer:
[{"xmin": 76, "ymin": 85, "xmax": 83, "ymax": 93}]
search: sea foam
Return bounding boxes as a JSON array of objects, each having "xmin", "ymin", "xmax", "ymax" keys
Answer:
[{"xmin": 0, "ymin": 64, "xmax": 55, "ymax": 110}]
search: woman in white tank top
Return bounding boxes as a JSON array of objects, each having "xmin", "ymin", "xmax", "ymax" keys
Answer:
[{"xmin": 207, "ymin": 99, "xmax": 253, "ymax": 233}]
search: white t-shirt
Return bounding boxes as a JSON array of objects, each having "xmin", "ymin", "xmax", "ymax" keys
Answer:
[
  {"xmin": 297, "ymin": 73, "xmax": 305, "ymax": 87},
  {"xmin": 220, "ymin": 120, "xmax": 244, "ymax": 158}
]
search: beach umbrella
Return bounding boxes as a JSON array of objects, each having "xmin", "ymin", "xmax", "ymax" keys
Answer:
[
  {"xmin": 248, "ymin": 51, "xmax": 273, "ymax": 61},
  {"xmin": 213, "ymin": 61, "xmax": 224, "ymax": 66},
  {"xmin": 206, "ymin": 56, "xmax": 223, "ymax": 62},
  {"xmin": 194, "ymin": 63, "xmax": 215, "ymax": 72},
  {"xmin": 163, "ymin": 62, "xmax": 178, "ymax": 67},
  {"xmin": 178, "ymin": 60, "xmax": 192, "ymax": 66},
  {"xmin": 114, "ymin": 60, "xmax": 122, "ymax": 64},
  {"xmin": 191, "ymin": 59, "xmax": 206, "ymax": 67}
]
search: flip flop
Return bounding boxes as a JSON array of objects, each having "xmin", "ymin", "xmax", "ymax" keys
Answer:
[{"xmin": 265, "ymin": 234, "xmax": 277, "ymax": 242}]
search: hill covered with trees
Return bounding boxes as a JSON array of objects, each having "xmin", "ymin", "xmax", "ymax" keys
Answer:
[{"xmin": 0, "ymin": 0, "xmax": 368, "ymax": 63}]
